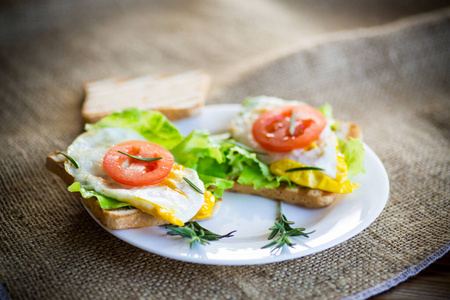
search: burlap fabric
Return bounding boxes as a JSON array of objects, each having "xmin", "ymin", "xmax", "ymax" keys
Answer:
[{"xmin": 1, "ymin": 1, "xmax": 449, "ymax": 299}]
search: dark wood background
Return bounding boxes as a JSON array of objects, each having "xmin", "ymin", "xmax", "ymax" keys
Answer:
[{"xmin": 372, "ymin": 252, "xmax": 450, "ymax": 299}]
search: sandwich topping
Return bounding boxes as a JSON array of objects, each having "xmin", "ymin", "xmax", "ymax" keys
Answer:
[
  {"xmin": 252, "ymin": 105, "xmax": 327, "ymax": 152},
  {"xmin": 103, "ymin": 140, "xmax": 174, "ymax": 186},
  {"xmin": 230, "ymin": 96, "xmax": 364, "ymax": 193},
  {"xmin": 64, "ymin": 126, "xmax": 214, "ymax": 226}
]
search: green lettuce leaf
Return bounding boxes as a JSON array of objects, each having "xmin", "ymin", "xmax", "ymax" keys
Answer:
[
  {"xmin": 318, "ymin": 103, "xmax": 339, "ymax": 130},
  {"xmin": 86, "ymin": 108, "xmax": 183, "ymax": 149},
  {"xmin": 170, "ymin": 130, "xmax": 232, "ymax": 197},
  {"xmin": 319, "ymin": 104, "xmax": 365, "ymax": 176},
  {"xmin": 241, "ymin": 97, "xmax": 260, "ymax": 109},
  {"xmin": 196, "ymin": 157, "xmax": 229, "ymax": 179},
  {"xmin": 170, "ymin": 130, "xmax": 223, "ymax": 168},
  {"xmin": 68, "ymin": 182, "xmax": 130, "ymax": 210},
  {"xmin": 216, "ymin": 141, "xmax": 293, "ymax": 190},
  {"xmin": 338, "ymin": 138, "xmax": 366, "ymax": 178},
  {"xmin": 318, "ymin": 103, "xmax": 333, "ymax": 120},
  {"xmin": 198, "ymin": 174, "xmax": 234, "ymax": 198}
]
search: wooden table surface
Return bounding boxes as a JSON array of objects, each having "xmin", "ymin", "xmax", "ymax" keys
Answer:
[{"xmin": 371, "ymin": 252, "xmax": 450, "ymax": 299}]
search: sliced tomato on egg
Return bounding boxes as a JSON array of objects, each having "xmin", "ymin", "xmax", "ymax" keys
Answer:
[
  {"xmin": 252, "ymin": 105, "xmax": 327, "ymax": 152},
  {"xmin": 103, "ymin": 140, "xmax": 174, "ymax": 186}
]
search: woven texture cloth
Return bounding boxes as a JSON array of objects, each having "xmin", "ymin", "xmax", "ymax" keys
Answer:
[{"xmin": 1, "ymin": 1, "xmax": 449, "ymax": 299}]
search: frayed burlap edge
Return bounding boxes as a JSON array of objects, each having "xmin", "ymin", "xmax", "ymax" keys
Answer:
[{"xmin": 345, "ymin": 243, "xmax": 450, "ymax": 299}]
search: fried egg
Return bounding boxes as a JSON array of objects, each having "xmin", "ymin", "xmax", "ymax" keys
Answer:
[
  {"xmin": 64, "ymin": 127, "xmax": 211, "ymax": 226},
  {"xmin": 230, "ymin": 96, "xmax": 339, "ymax": 179}
]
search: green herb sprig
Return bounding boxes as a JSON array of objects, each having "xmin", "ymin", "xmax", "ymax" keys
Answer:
[
  {"xmin": 262, "ymin": 201, "xmax": 313, "ymax": 251},
  {"xmin": 183, "ymin": 177, "xmax": 204, "ymax": 194},
  {"xmin": 117, "ymin": 150, "xmax": 162, "ymax": 162},
  {"xmin": 289, "ymin": 109, "xmax": 296, "ymax": 136},
  {"xmin": 285, "ymin": 167, "xmax": 325, "ymax": 172},
  {"xmin": 164, "ymin": 221, "xmax": 236, "ymax": 248},
  {"xmin": 56, "ymin": 152, "xmax": 79, "ymax": 169},
  {"xmin": 226, "ymin": 139, "xmax": 267, "ymax": 155}
]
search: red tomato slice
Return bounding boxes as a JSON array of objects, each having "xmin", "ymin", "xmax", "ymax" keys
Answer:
[
  {"xmin": 103, "ymin": 140, "xmax": 174, "ymax": 186},
  {"xmin": 252, "ymin": 105, "xmax": 327, "ymax": 152}
]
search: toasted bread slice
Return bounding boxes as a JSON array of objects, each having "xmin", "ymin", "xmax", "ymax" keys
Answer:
[
  {"xmin": 229, "ymin": 182, "xmax": 336, "ymax": 208},
  {"xmin": 46, "ymin": 152, "xmax": 221, "ymax": 230},
  {"xmin": 228, "ymin": 121, "xmax": 362, "ymax": 208},
  {"xmin": 82, "ymin": 70, "xmax": 211, "ymax": 123}
]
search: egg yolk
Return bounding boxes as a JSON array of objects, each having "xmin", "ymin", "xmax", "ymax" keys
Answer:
[
  {"xmin": 269, "ymin": 151, "xmax": 358, "ymax": 194},
  {"xmin": 303, "ymin": 141, "xmax": 318, "ymax": 151},
  {"xmin": 158, "ymin": 163, "xmax": 186, "ymax": 197},
  {"xmin": 133, "ymin": 163, "xmax": 216, "ymax": 226},
  {"xmin": 150, "ymin": 204, "xmax": 184, "ymax": 226},
  {"xmin": 193, "ymin": 191, "xmax": 216, "ymax": 220}
]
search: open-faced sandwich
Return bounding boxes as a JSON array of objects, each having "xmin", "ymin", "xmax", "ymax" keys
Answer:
[
  {"xmin": 203, "ymin": 96, "xmax": 366, "ymax": 208},
  {"xmin": 46, "ymin": 109, "xmax": 233, "ymax": 230}
]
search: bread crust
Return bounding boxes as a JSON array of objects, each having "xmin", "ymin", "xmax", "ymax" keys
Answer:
[
  {"xmin": 228, "ymin": 182, "xmax": 336, "ymax": 208},
  {"xmin": 81, "ymin": 197, "xmax": 166, "ymax": 230}
]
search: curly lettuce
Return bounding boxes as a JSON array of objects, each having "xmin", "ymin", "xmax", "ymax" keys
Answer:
[
  {"xmin": 68, "ymin": 182, "xmax": 130, "ymax": 210},
  {"xmin": 170, "ymin": 130, "xmax": 223, "ymax": 168},
  {"xmin": 318, "ymin": 103, "xmax": 339, "ymax": 131},
  {"xmin": 199, "ymin": 136, "xmax": 293, "ymax": 190},
  {"xmin": 318, "ymin": 103, "xmax": 333, "ymax": 120},
  {"xmin": 86, "ymin": 108, "xmax": 183, "ymax": 149},
  {"xmin": 170, "ymin": 130, "xmax": 233, "ymax": 197}
]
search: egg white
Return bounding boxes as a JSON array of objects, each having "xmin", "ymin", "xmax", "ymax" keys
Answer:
[
  {"xmin": 230, "ymin": 96, "xmax": 338, "ymax": 179},
  {"xmin": 64, "ymin": 127, "xmax": 206, "ymax": 224}
]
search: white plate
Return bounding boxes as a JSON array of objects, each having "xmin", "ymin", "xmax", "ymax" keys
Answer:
[{"xmin": 85, "ymin": 104, "xmax": 389, "ymax": 265}]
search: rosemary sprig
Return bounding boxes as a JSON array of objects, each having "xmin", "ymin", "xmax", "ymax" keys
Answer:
[
  {"xmin": 285, "ymin": 166, "xmax": 325, "ymax": 172},
  {"xmin": 164, "ymin": 221, "xmax": 236, "ymax": 248},
  {"xmin": 226, "ymin": 139, "xmax": 267, "ymax": 155},
  {"xmin": 289, "ymin": 109, "xmax": 296, "ymax": 136},
  {"xmin": 183, "ymin": 177, "xmax": 204, "ymax": 194},
  {"xmin": 56, "ymin": 152, "xmax": 79, "ymax": 169},
  {"xmin": 117, "ymin": 150, "xmax": 162, "ymax": 162},
  {"xmin": 262, "ymin": 201, "xmax": 313, "ymax": 250}
]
